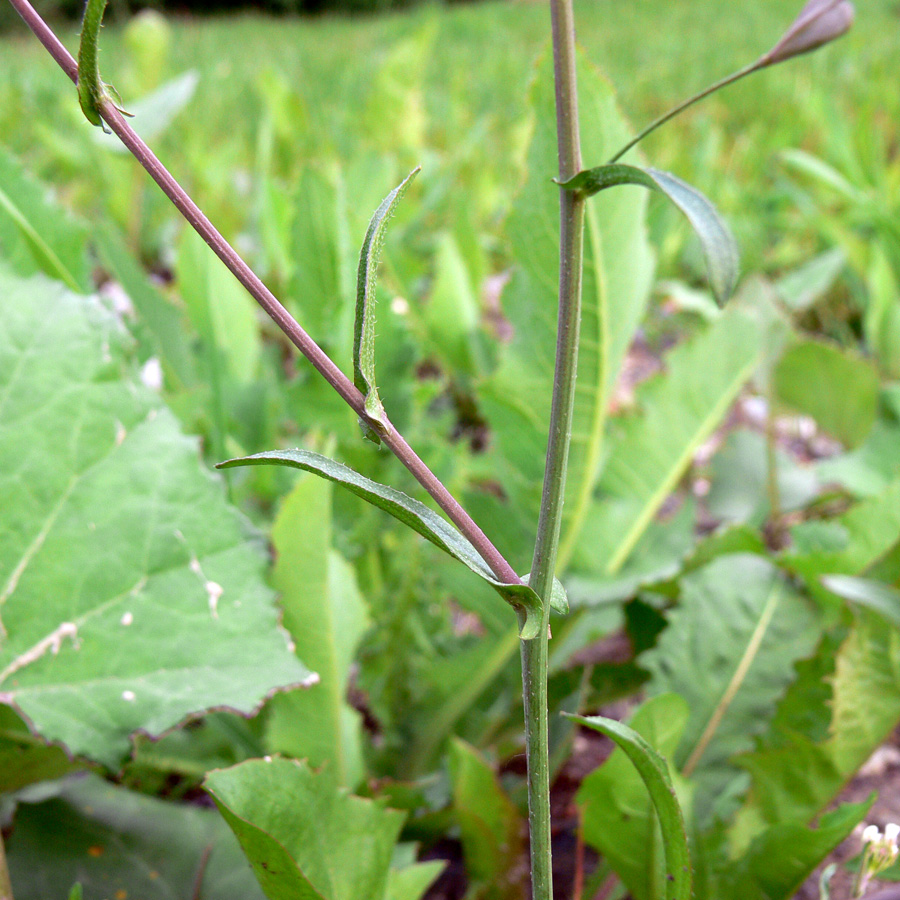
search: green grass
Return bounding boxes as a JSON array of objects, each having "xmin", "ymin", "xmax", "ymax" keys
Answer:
[{"xmin": 2, "ymin": 0, "xmax": 897, "ymax": 276}]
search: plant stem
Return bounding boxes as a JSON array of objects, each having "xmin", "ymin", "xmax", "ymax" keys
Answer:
[
  {"xmin": 7, "ymin": 0, "xmax": 519, "ymax": 590},
  {"xmin": 523, "ymin": 0, "xmax": 584, "ymax": 895},
  {"xmin": 607, "ymin": 60, "xmax": 761, "ymax": 164},
  {"xmin": 0, "ymin": 830, "xmax": 13, "ymax": 900}
]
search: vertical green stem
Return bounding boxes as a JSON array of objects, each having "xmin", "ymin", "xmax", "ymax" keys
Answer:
[
  {"xmin": 0, "ymin": 830, "xmax": 13, "ymax": 900},
  {"xmin": 522, "ymin": 0, "xmax": 584, "ymax": 896}
]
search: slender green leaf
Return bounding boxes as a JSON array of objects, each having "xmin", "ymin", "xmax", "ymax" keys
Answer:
[
  {"xmin": 206, "ymin": 757, "xmax": 439, "ymax": 900},
  {"xmin": 218, "ymin": 449, "xmax": 563, "ymax": 639},
  {"xmin": 643, "ymin": 554, "xmax": 821, "ymax": 826},
  {"xmin": 449, "ymin": 738, "xmax": 525, "ymax": 900},
  {"xmin": 354, "ymin": 168, "xmax": 419, "ymax": 441},
  {"xmin": 0, "ymin": 272, "xmax": 311, "ymax": 767},
  {"xmin": 572, "ymin": 697, "xmax": 693, "ymax": 900},
  {"xmin": 5, "ymin": 773, "xmax": 266, "ymax": 900},
  {"xmin": 559, "ymin": 163, "xmax": 738, "ymax": 303},
  {"xmin": 264, "ymin": 475, "xmax": 369, "ymax": 788},
  {"xmin": 0, "ymin": 147, "xmax": 89, "ymax": 293}
]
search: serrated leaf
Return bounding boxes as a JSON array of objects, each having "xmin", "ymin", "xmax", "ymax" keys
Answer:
[
  {"xmin": 559, "ymin": 164, "xmax": 738, "ymax": 303},
  {"xmin": 0, "ymin": 147, "xmax": 90, "ymax": 293},
  {"xmin": 477, "ymin": 52, "xmax": 655, "ymax": 573},
  {"xmin": 354, "ymin": 168, "xmax": 419, "ymax": 441},
  {"xmin": 449, "ymin": 738, "xmax": 525, "ymax": 900},
  {"xmin": 573, "ymin": 695, "xmax": 693, "ymax": 900},
  {"xmin": 0, "ymin": 271, "xmax": 311, "ymax": 767},
  {"xmin": 218, "ymin": 449, "xmax": 562, "ymax": 639},
  {"xmin": 206, "ymin": 757, "xmax": 439, "ymax": 900},
  {"xmin": 5, "ymin": 773, "xmax": 266, "ymax": 900},
  {"xmin": 264, "ymin": 475, "xmax": 369, "ymax": 788},
  {"xmin": 643, "ymin": 554, "xmax": 821, "ymax": 826}
]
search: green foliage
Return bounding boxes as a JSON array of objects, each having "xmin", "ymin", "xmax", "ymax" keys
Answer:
[{"xmin": 205, "ymin": 757, "xmax": 442, "ymax": 900}]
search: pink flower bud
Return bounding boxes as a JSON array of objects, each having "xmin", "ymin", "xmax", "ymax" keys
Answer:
[{"xmin": 764, "ymin": 0, "xmax": 854, "ymax": 66}]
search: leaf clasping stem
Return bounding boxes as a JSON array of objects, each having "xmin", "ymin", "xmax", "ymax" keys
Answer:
[
  {"xmin": 77, "ymin": 0, "xmax": 130, "ymax": 130},
  {"xmin": 8, "ymin": 0, "xmax": 521, "ymax": 592}
]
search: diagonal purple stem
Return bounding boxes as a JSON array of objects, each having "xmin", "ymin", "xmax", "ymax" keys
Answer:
[{"xmin": 7, "ymin": 0, "xmax": 520, "ymax": 587}]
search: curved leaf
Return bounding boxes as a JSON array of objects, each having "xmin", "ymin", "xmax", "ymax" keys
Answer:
[
  {"xmin": 558, "ymin": 164, "xmax": 738, "ymax": 303},
  {"xmin": 821, "ymin": 575, "xmax": 900, "ymax": 627},
  {"xmin": 354, "ymin": 168, "xmax": 419, "ymax": 442},
  {"xmin": 217, "ymin": 449, "xmax": 562, "ymax": 639},
  {"xmin": 570, "ymin": 710, "xmax": 692, "ymax": 900}
]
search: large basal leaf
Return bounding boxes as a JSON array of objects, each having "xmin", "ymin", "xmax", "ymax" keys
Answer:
[
  {"xmin": 264, "ymin": 474, "xmax": 369, "ymax": 789},
  {"xmin": 574, "ymin": 695, "xmax": 693, "ymax": 900},
  {"xmin": 558, "ymin": 164, "xmax": 738, "ymax": 303},
  {"xmin": 205, "ymin": 757, "xmax": 441, "ymax": 900},
  {"xmin": 0, "ymin": 271, "xmax": 311, "ymax": 768},
  {"xmin": 0, "ymin": 148, "xmax": 90, "ymax": 293},
  {"xmin": 448, "ymin": 738, "xmax": 525, "ymax": 900},
  {"xmin": 576, "ymin": 307, "xmax": 766, "ymax": 576},
  {"xmin": 218, "ymin": 449, "xmax": 566, "ymax": 639},
  {"xmin": 642, "ymin": 554, "xmax": 821, "ymax": 826},
  {"xmin": 5, "ymin": 773, "xmax": 265, "ymax": 900},
  {"xmin": 477, "ymin": 51, "xmax": 655, "ymax": 572}
]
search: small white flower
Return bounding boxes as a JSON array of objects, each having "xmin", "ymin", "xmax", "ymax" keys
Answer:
[
  {"xmin": 863, "ymin": 825, "xmax": 881, "ymax": 844},
  {"xmin": 885, "ymin": 823, "xmax": 900, "ymax": 847}
]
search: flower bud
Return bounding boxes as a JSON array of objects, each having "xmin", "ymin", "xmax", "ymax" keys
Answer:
[
  {"xmin": 863, "ymin": 825, "xmax": 881, "ymax": 845},
  {"xmin": 763, "ymin": 0, "xmax": 854, "ymax": 66}
]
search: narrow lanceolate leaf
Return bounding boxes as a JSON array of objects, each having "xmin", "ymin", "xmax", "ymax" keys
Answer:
[
  {"xmin": 265, "ymin": 475, "xmax": 369, "ymax": 788},
  {"xmin": 0, "ymin": 272, "xmax": 311, "ymax": 768},
  {"xmin": 559, "ymin": 164, "xmax": 738, "ymax": 303},
  {"xmin": 571, "ymin": 706, "xmax": 693, "ymax": 900},
  {"xmin": 218, "ymin": 450, "xmax": 563, "ymax": 639},
  {"xmin": 354, "ymin": 169, "xmax": 419, "ymax": 442}
]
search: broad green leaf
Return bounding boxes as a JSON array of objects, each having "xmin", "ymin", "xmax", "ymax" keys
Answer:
[
  {"xmin": 783, "ymin": 478, "xmax": 900, "ymax": 601},
  {"xmin": 643, "ymin": 554, "xmax": 821, "ymax": 826},
  {"xmin": 5, "ymin": 773, "xmax": 265, "ymax": 900},
  {"xmin": 218, "ymin": 449, "xmax": 562, "ymax": 639},
  {"xmin": 354, "ymin": 168, "xmax": 419, "ymax": 441},
  {"xmin": 817, "ymin": 420, "xmax": 900, "ymax": 498},
  {"xmin": 92, "ymin": 70, "xmax": 199, "ymax": 152},
  {"xmin": 0, "ymin": 707, "xmax": 79, "ymax": 794},
  {"xmin": 581, "ymin": 307, "xmax": 766, "ymax": 575},
  {"xmin": 448, "ymin": 738, "xmax": 525, "ymax": 900},
  {"xmin": 574, "ymin": 694, "xmax": 692, "ymax": 900},
  {"xmin": 0, "ymin": 272, "xmax": 311, "ymax": 767},
  {"xmin": 206, "ymin": 757, "xmax": 439, "ymax": 900},
  {"xmin": 264, "ymin": 475, "xmax": 369, "ymax": 788},
  {"xmin": 719, "ymin": 800, "xmax": 871, "ymax": 900},
  {"xmin": 774, "ymin": 339, "xmax": 879, "ymax": 447},
  {"xmin": 0, "ymin": 147, "xmax": 90, "ymax": 293},
  {"xmin": 821, "ymin": 575, "xmax": 900, "ymax": 626},
  {"xmin": 478, "ymin": 51, "xmax": 655, "ymax": 572},
  {"xmin": 559, "ymin": 164, "xmax": 738, "ymax": 303},
  {"xmin": 386, "ymin": 860, "xmax": 446, "ymax": 900}
]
